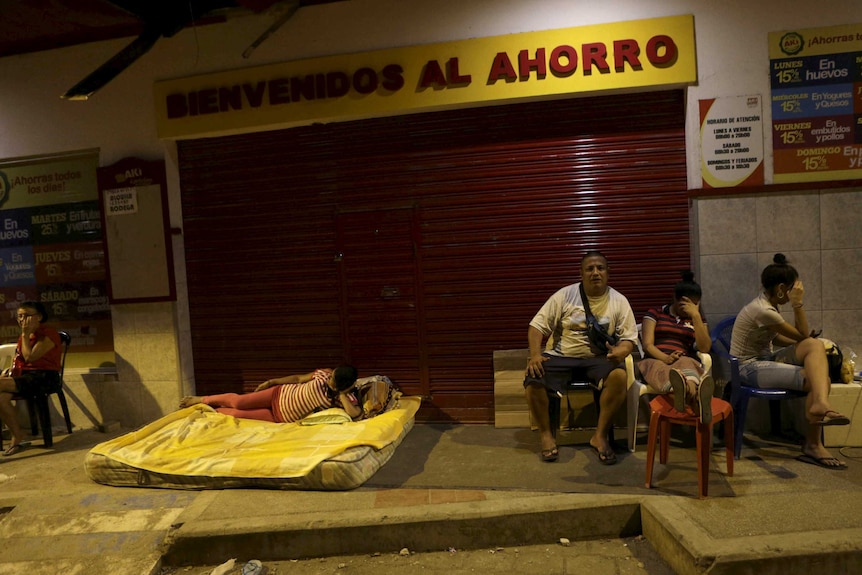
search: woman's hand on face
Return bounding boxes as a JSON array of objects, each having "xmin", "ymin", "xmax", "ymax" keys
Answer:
[
  {"xmin": 19, "ymin": 315, "xmax": 38, "ymax": 335},
  {"xmin": 788, "ymin": 280, "xmax": 805, "ymax": 306},
  {"xmin": 677, "ymin": 296, "xmax": 699, "ymax": 318}
]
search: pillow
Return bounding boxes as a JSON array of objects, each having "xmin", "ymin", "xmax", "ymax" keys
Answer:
[{"xmin": 299, "ymin": 408, "xmax": 352, "ymax": 426}]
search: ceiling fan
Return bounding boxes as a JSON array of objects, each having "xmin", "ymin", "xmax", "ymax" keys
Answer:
[{"xmin": 61, "ymin": 0, "xmax": 339, "ymax": 101}]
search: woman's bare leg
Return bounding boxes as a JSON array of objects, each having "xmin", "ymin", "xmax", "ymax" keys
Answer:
[
  {"xmin": 795, "ymin": 338, "xmax": 847, "ymax": 467},
  {"xmin": 0, "ymin": 379, "xmax": 24, "ymax": 447},
  {"xmin": 0, "ymin": 394, "xmax": 23, "ymax": 447},
  {"xmin": 796, "ymin": 338, "xmax": 846, "ymax": 423}
]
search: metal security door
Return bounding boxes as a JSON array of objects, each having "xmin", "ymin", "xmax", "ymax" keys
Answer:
[
  {"xmin": 336, "ymin": 207, "xmax": 427, "ymax": 398},
  {"xmin": 179, "ymin": 90, "xmax": 686, "ymax": 420}
]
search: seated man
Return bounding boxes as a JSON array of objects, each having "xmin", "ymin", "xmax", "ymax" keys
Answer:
[{"xmin": 524, "ymin": 251, "xmax": 637, "ymax": 465}]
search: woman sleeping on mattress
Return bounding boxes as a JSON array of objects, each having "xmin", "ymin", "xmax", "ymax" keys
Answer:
[{"xmin": 178, "ymin": 365, "xmax": 362, "ymax": 422}]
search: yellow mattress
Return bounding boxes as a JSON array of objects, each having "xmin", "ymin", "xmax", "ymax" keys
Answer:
[{"xmin": 85, "ymin": 396, "xmax": 420, "ymax": 490}]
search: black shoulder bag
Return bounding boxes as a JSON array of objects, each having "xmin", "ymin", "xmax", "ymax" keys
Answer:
[{"xmin": 579, "ymin": 283, "xmax": 619, "ymax": 354}]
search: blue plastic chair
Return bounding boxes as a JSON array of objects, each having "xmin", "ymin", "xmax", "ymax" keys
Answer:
[{"xmin": 710, "ymin": 316, "xmax": 806, "ymax": 459}]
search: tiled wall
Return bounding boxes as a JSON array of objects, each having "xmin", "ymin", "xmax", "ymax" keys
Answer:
[
  {"xmin": 57, "ymin": 301, "xmax": 182, "ymax": 431},
  {"xmin": 693, "ymin": 188, "xmax": 862, "ymax": 445},
  {"xmin": 695, "ymin": 187, "xmax": 862, "ymax": 371}
]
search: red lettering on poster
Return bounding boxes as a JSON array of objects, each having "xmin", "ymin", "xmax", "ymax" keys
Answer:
[
  {"xmin": 446, "ymin": 59, "xmax": 471, "ymax": 85},
  {"xmin": 613, "ymin": 39, "xmax": 642, "ymax": 71},
  {"xmin": 646, "ymin": 35, "xmax": 677, "ymax": 67},
  {"xmin": 549, "ymin": 45, "xmax": 578, "ymax": 76},
  {"xmin": 352, "ymin": 68, "xmax": 378, "ymax": 94},
  {"xmin": 582, "ymin": 43, "xmax": 609, "ymax": 73},
  {"xmin": 519, "ymin": 48, "xmax": 547, "ymax": 80},
  {"xmin": 488, "ymin": 52, "xmax": 518, "ymax": 83},
  {"xmin": 420, "ymin": 60, "xmax": 447, "ymax": 88},
  {"xmin": 163, "ymin": 32, "xmax": 682, "ymax": 117}
]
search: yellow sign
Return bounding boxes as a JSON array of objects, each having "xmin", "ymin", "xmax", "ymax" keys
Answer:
[
  {"xmin": 769, "ymin": 23, "xmax": 862, "ymax": 59},
  {"xmin": 154, "ymin": 15, "xmax": 696, "ymax": 139}
]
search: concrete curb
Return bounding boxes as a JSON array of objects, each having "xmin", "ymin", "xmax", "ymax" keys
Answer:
[
  {"xmin": 641, "ymin": 498, "xmax": 862, "ymax": 575},
  {"xmin": 161, "ymin": 493, "xmax": 643, "ymax": 566},
  {"xmin": 161, "ymin": 492, "xmax": 862, "ymax": 574}
]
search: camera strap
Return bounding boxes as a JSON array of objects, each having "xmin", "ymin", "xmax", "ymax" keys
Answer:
[
  {"xmin": 579, "ymin": 282, "xmax": 618, "ymax": 348},
  {"xmin": 579, "ymin": 282, "xmax": 596, "ymax": 322}
]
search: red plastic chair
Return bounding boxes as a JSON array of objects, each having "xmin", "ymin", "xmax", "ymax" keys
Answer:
[{"xmin": 644, "ymin": 394, "xmax": 734, "ymax": 498}]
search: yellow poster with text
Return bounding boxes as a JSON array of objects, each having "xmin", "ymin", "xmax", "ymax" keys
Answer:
[
  {"xmin": 0, "ymin": 150, "xmax": 115, "ymax": 369},
  {"xmin": 155, "ymin": 15, "xmax": 696, "ymax": 139}
]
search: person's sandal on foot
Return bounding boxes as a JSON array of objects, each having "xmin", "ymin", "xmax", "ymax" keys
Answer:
[
  {"xmin": 810, "ymin": 410, "xmax": 850, "ymax": 426},
  {"xmin": 697, "ymin": 375, "xmax": 714, "ymax": 425},
  {"xmin": 3, "ymin": 441, "xmax": 29, "ymax": 457},
  {"xmin": 540, "ymin": 446, "xmax": 559, "ymax": 462},
  {"xmin": 669, "ymin": 369, "xmax": 686, "ymax": 413},
  {"xmin": 796, "ymin": 450, "xmax": 847, "ymax": 470},
  {"xmin": 589, "ymin": 441, "xmax": 617, "ymax": 465}
]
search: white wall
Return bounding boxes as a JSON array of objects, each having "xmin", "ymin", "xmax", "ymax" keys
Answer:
[
  {"xmin": 4, "ymin": 0, "xmax": 859, "ymax": 178},
  {"xmin": 1, "ymin": 0, "xmax": 859, "ymax": 428}
]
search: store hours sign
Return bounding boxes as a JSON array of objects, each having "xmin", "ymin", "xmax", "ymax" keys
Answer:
[{"xmin": 700, "ymin": 95, "xmax": 764, "ymax": 188}]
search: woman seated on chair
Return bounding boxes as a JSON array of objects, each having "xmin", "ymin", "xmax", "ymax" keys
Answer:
[
  {"xmin": 639, "ymin": 271, "xmax": 715, "ymax": 424},
  {"xmin": 0, "ymin": 301, "xmax": 62, "ymax": 456},
  {"xmin": 730, "ymin": 253, "xmax": 850, "ymax": 469}
]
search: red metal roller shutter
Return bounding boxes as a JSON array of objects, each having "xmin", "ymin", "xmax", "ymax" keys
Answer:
[{"xmin": 178, "ymin": 90, "xmax": 687, "ymax": 423}]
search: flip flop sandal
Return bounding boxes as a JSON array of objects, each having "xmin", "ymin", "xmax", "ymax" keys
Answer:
[
  {"xmin": 796, "ymin": 453, "xmax": 847, "ymax": 470},
  {"xmin": 541, "ymin": 446, "xmax": 559, "ymax": 462},
  {"xmin": 811, "ymin": 411, "xmax": 850, "ymax": 426},
  {"xmin": 669, "ymin": 369, "xmax": 687, "ymax": 413},
  {"xmin": 3, "ymin": 443, "xmax": 25, "ymax": 456},
  {"xmin": 697, "ymin": 375, "xmax": 714, "ymax": 425},
  {"xmin": 590, "ymin": 444, "xmax": 617, "ymax": 465}
]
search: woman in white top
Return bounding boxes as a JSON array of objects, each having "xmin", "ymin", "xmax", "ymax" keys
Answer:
[{"xmin": 730, "ymin": 253, "xmax": 849, "ymax": 469}]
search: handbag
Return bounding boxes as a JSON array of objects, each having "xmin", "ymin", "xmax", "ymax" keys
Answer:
[
  {"xmin": 354, "ymin": 375, "xmax": 401, "ymax": 419},
  {"xmin": 579, "ymin": 283, "xmax": 619, "ymax": 354},
  {"xmin": 10, "ymin": 348, "xmax": 23, "ymax": 378},
  {"xmin": 821, "ymin": 339, "xmax": 845, "ymax": 383}
]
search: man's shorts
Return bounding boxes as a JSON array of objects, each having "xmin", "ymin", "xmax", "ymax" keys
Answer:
[
  {"xmin": 739, "ymin": 345, "xmax": 805, "ymax": 391},
  {"xmin": 12, "ymin": 370, "xmax": 61, "ymax": 395},
  {"xmin": 523, "ymin": 354, "xmax": 621, "ymax": 395}
]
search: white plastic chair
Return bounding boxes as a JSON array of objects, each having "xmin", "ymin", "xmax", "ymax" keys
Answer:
[
  {"xmin": 626, "ymin": 325, "xmax": 712, "ymax": 453},
  {"xmin": 0, "ymin": 343, "xmax": 16, "ymax": 373}
]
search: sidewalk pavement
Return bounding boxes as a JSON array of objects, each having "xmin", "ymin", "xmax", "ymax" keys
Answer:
[{"xmin": 0, "ymin": 422, "xmax": 861, "ymax": 575}]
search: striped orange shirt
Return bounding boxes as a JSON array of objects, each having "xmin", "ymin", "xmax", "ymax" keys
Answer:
[
  {"xmin": 643, "ymin": 305, "xmax": 706, "ymax": 357},
  {"xmin": 272, "ymin": 368, "xmax": 335, "ymax": 423}
]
